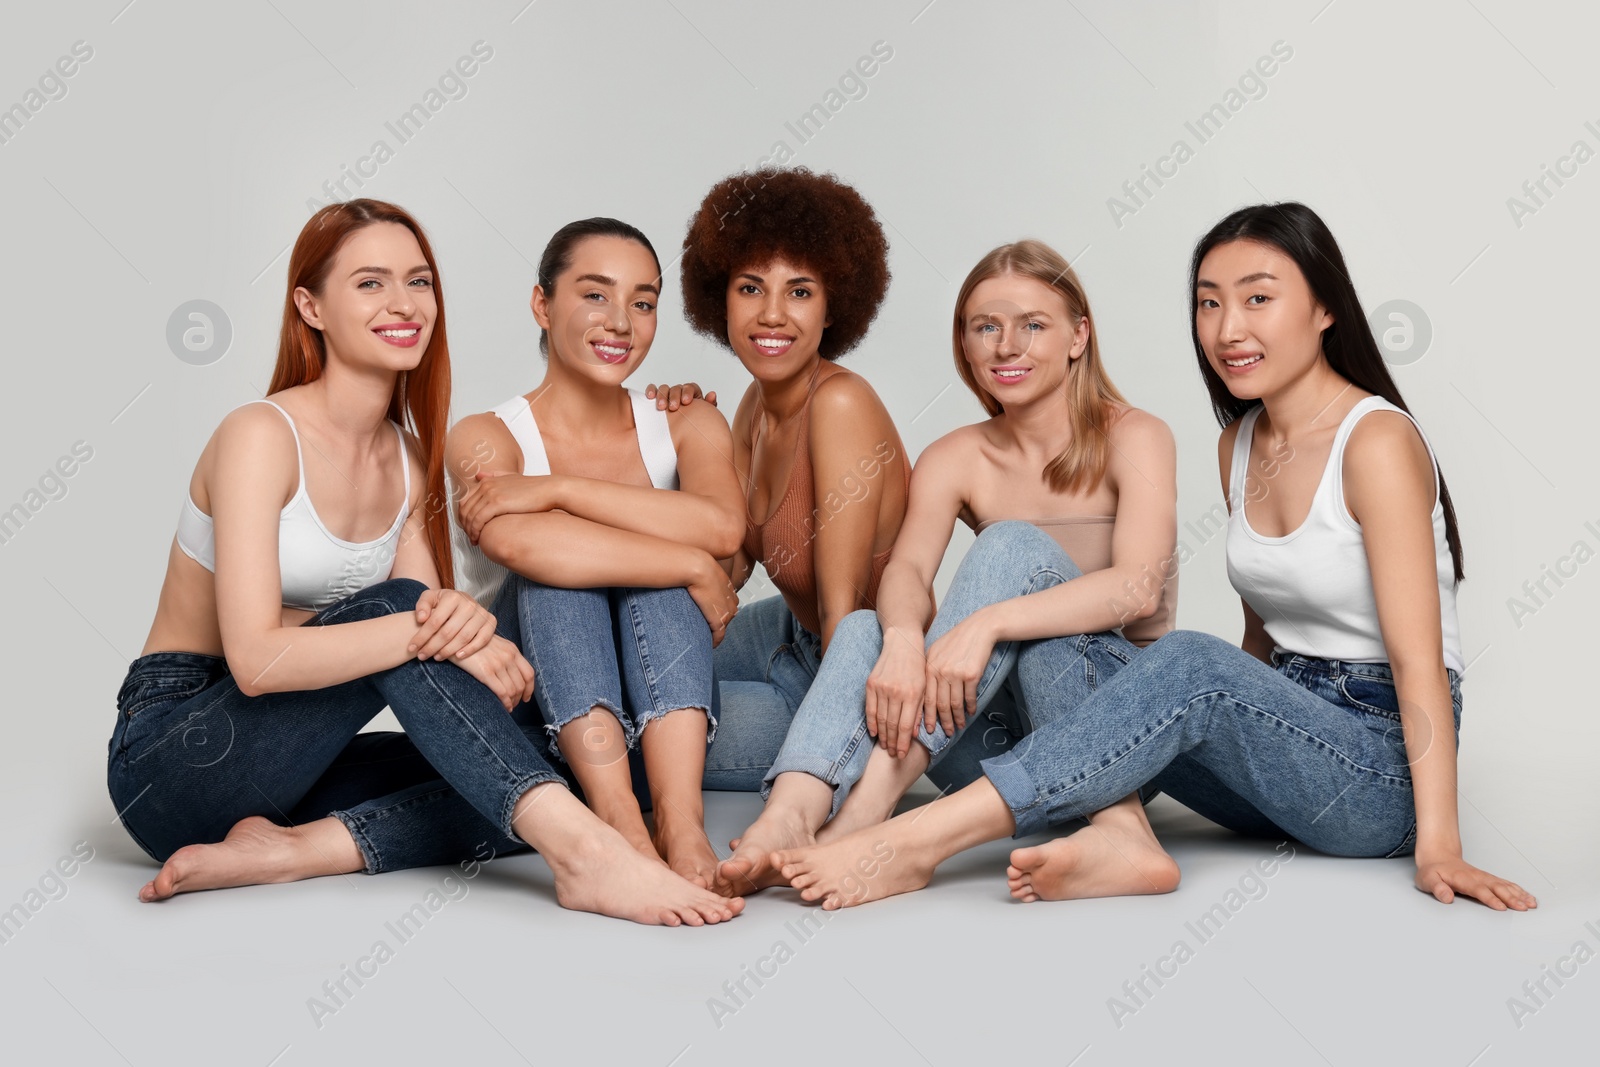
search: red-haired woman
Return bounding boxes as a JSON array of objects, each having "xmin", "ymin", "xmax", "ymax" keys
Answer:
[
  {"xmin": 653, "ymin": 167, "xmax": 913, "ymax": 895},
  {"xmin": 105, "ymin": 200, "xmax": 740, "ymax": 927}
]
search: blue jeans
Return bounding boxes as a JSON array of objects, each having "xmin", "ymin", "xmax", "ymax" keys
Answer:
[
  {"xmin": 105, "ymin": 578, "xmax": 566, "ymax": 872},
  {"xmin": 511, "ymin": 577, "xmax": 714, "ymax": 759},
  {"xmin": 764, "ymin": 521, "xmax": 1139, "ymax": 817},
  {"xmin": 708, "ymin": 594, "xmax": 823, "ymax": 790},
  {"xmin": 983, "ymin": 629, "xmax": 1463, "ymax": 856}
]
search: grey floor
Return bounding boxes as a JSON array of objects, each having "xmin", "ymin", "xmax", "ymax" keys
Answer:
[{"xmin": 5, "ymin": 767, "xmax": 1593, "ymax": 1066}]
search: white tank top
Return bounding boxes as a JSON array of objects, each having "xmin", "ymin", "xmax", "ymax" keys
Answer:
[
  {"xmin": 1225, "ymin": 396, "xmax": 1464, "ymax": 673},
  {"xmin": 451, "ymin": 388, "xmax": 679, "ymax": 609},
  {"xmin": 174, "ymin": 399, "xmax": 411, "ymax": 611}
]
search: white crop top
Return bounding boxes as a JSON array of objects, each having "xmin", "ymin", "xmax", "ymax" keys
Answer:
[
  {"xmin": 451, "ymin": 388, "xmax": 679, "ymax": 610},
  {"xmin": 175, "ymin": 399, "xmax": 411, "ymax": 611},
  {"xmin": 1225, "ymin": 396, "xmax": 1464, "ymax": 673}
]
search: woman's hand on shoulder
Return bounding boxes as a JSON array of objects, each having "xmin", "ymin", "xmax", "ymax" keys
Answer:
[{"xmin": 645, "ymin": 382, "xmax": 717, "ymax": 410}]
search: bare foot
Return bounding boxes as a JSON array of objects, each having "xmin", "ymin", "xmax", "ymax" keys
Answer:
[
  {"xmin": 715, "ymin": 809, "xmax": 816, "ymax": 897},
  {"xmin": 139, "ymin": 816, "xmax": 360, "ymax": 902},
  {"xmin": 546, "ymin": 825, "xmax": 745, "ymax": 927},
  {"xmin": 772, "ymin": 822, "xmax": 933, "ymax": 910},
  {"xmin": 815, "ymin": 743, "xmax": 927, "ymax": 844},
  {"xmin": 1006, "ymin": 825, "xmax": 1180, "ymax": 903},
  {"xmin": 653, "ymin": 816, "xmax": 721, "ymax": 889}
]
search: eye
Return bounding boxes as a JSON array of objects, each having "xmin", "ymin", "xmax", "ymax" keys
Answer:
[
  {"xmin": 789, "ymin": 287, "xmax": 811, "ymax": 299},
  {"xmin": 1247, "ymin": 293, "xmax": 1269, "ymax": 305},
  {"xmin": 358, "ymin": 278, "xmax": 382, "ymax": 289},
  {"xmin": 1197, "ymin": 297, "xmax": 1218, "ymax": 309},
  {"xmin": 409, "ymin": 276, "xmax": 433, "ymax": 288},
  {"xmin": 738, "ymin": 283, "xmax": 760, "ymax": 295},
  {"xmin": 585, "ymin": 291, "xmax": 607, "ymax": 302},
  {"xmin": 633, "ymin": 300, "xmax": 656, "ymax": 313},
  {"xmin": 1024, "ymin": 321, "xmax": 1044, "ymax": 331},
  {"xmin": 975, "ymin": 323, "xmax": 998, "ymax": 334}
]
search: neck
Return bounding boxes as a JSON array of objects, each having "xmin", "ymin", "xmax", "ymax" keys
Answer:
[
  {"xmin": 755, "ymin": 355, "xmax": 824, "ymax": 423},
  {"xmin": 530, "ymin": 348, "xmax": 632, "ymax": 432},
  {"xmin": 1258, "ymin": 358, "xmax": 1353, "ymax": 439},
  {"xmin": 296, "ymin": 349, "xmax": 398, "ymax": 446},
  {"xmin": 992, "ymin": 390, "xmax": 1075, "ymax": 460}
]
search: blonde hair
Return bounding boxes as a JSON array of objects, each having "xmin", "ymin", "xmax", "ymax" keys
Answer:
[{"xmin": 951, "ymin": 239, "xmax": 1127, "ymax": 494}]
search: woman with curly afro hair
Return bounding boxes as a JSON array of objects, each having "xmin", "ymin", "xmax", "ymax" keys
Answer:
[{"xmin": 649, "ymin": 167, "xmax": 912, "ymax": 895}]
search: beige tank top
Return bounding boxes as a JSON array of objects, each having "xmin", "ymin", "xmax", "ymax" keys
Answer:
[{"xmin": 973, "ymin": 516, "xmax": 1175, "ymax": 647}]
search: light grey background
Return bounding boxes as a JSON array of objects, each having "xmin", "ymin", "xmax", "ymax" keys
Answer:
[{"xmin": 2, "ymin": 1, "xmax": 1595, "ymax": 1064}]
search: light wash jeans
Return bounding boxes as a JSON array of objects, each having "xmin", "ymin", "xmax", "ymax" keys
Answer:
[
  {"xmin": 763, "ymin": 521, "xmax": 1139, "ymax": 817},
  {"xmin": 707, "ymin": 594, "xmax": 823, "ymax": 790},
  {"xmin": 983, "ymin": 629, "xmax": 1462, "ymax": 855}
]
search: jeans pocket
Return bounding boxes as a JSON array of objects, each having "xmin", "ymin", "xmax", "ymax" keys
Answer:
[{"xmin": 1336, "ymin": 674, "xmax": 1400, "ymax": 720}]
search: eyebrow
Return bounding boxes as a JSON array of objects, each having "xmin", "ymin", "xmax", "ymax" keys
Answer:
[
  {"xmin": 970, "ymin": 309, "xmax": 1054, "ymax": 321},
  {"xmin": 574, "ymin": 272, "xmax": 659, "ymax": 295},
  {"xmin": 1196, "ymin": 271, "xmax": 1277, "ymax": 289},
  {"xmin": 349, "ymin": 265, "xmax": 432, "ymax": 278},
  {"xmin": 736, "ymin": 272, "xmax": 818, "ymax": 285}
]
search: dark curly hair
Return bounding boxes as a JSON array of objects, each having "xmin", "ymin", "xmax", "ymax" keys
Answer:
[{"xmin": 679, "ymin": 167, "xmax": 890, "ymax": 361}]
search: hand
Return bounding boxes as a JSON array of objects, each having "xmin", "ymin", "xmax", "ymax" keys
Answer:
[
  {"xmin": 458, "ymin": 471, "xmax": 558, "ymax": 543},
  {"xmin": 922, "ymin": 611, "xmax": 997, "ymax": 739},
  {"xmin": 687, "ymin": 554, "xmax": 739, "ymax": 647},
  {"xmin": 410, "ymin": 588, "xmax": 497, "ymax": 662},
  {"xmin": 1414, "ymin": 853, "xmax": 1537, "ymax": 911},
  {"xmin": 865, "ymin": 630, "xmax": 927, "ymax": 757},
  {"xmin": 455, "ymin": 635, "xmax": 536, "ymax": 712},
  {"xmin": 644, "ymin": 382, "xmax": 717, "ymax": 411}
]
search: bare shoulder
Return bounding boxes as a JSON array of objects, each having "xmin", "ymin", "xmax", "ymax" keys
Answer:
[
  {"xmin": 212, "ymin": 402, "xmax": 298, "ymax": 469},
  {"xmin": 667, "ymin": 393, "xmax": 734, "ymax": 441},
  {"xmin": 446, "ymin": 411, "xmax": 521, "ymax": 485},
  {"xmin": 1344, "ymin": 408, "xmax": 1431, "ymax": 476},
  {"xmin": 811, "ymin": 366, "xmax": 887, "ymax": 418},
  {"xmin": 1106, "ymin": 404, "xmax": 1175, "ymax": 451},
  {"xmin": 916, "ymin": 423, "xmax": 982, "ymax": 472},
  {"xmin": 730, "ymin": 382, "xmax": 761, "ymax": 441}
]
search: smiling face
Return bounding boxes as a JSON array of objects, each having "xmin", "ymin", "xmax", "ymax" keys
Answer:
[
  {"xmin": 531, "ymin": 234, "xmax": 660, "ymax": 382},
  {"xmin": 960, "ymin": 272, "xmax": 1089, "ymax": 406},
  {"xmin": 724, "ymin": 256, "xmax": 831, "ymax": 382},
  {"xmin": 293, "ymin": 221, "xmax": 437, "ymax": 371},
  {"xmin": 1194, "ymin": 239, "xmax": 1333, "ymax": 402}
]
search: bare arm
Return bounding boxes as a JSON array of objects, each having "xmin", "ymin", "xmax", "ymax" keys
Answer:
[
  {"xmin": 476, "ymin": 402, "xmax": 745, "ymax": 559},
  {"xmin": 1346, "ymin": 412, "xmax": 1533, "ymax": 910},
  {"xmin": 806, "ymin": 374, "xmax": 909, "ymax": 651},
  {"xmin": 211, "ymin": 407, "xmax": 444, "ymax": 696}
]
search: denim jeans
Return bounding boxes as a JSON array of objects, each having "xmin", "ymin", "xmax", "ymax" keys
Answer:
[
  {"xmin": 105, "ymin": 578, "xmax": 566, "ymax": 872},
  {"xmin": 764, "ymin": 521, "xmax": 1140, "ymax": 817},
  {"xmin": 509, "ymin": 576, "xmax": 714, "ymax": 759},
  {"xmin": 708, "ymin": 594, "xmax": 822, "ymax": 790},
  {"xmin": 983, "ymin": 629, "xmax": 1463, "ymax": 856}
]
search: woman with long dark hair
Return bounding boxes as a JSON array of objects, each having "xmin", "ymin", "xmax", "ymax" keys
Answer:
[
  {"xmin": 764, "ymin": 202, "xmax": 1536, "ymax": 913},
  {"xmin": 106, "ymin": 200, "xmax": 740, "ymax": 926}
]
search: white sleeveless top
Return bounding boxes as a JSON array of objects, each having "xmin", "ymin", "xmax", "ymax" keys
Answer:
[
  {"xmin": 1225, "ymin": 396, "xmax": 1464, "ymax": 673},
  {"xmin": 174, "ymin": 399, "xmax": 411, "ymax": 611},
  {"xmin": 451, "ymin": 388, "xmax": 679, "ymax": 609}
]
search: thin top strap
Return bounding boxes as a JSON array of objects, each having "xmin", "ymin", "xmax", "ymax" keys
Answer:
[{"xmin": 248, "ymin": 399, "xmax": 307, "ymax": 498}]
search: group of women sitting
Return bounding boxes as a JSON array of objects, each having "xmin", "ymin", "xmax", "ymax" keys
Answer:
[{"xmin": 106, "ymin": 168, "xmax": 1536, "ymax": 926}]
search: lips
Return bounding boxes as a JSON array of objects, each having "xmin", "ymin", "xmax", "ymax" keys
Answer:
[
  {"xmin": 589, "ymin": 339, "xmax": 631, "ymax": 364},
  {"xmin": 990, "ymin": 364, "xmax": 1031, "ymax": 384},
  {"xmin": 751, "ymin": 334, "xmax": 795, "ymax": 358},
  {"xmin": 1220, "ymin": 352, "xmax": 1263, "ymax": 373},
  {"xmin": 374, "ymin": 323, "xmax": 422, "ymax": 348}
]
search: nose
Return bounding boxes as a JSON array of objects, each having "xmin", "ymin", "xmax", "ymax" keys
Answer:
[
  {"xmin": 995, "ymin": 322, "xmax": 1022, "ymax": 360},
  {"xmin": 388, "ymin": 283, "xmax": 415, "ymax": 318},
  {"xmin": 758, "ymin": 288, "xmax": 786, "ymax": 327},
  {"xmin": 1215, "ymin": 300, "xmax": 1247, "ymax": 348}
]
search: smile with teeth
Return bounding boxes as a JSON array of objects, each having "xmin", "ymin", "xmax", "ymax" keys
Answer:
[
  {"xmin": 754, "ymin": 337, "xmax": 792, "ymax": 349},
  {"xmin": 1223, "ymin": 353, "xmax": 1262, "ymax": 367},
  {"xmin": 593, "ymin": 342, "xmax": 628, "ymax": 357},
  {"xmin": 377, "ymin": 328, "xmax": 418, "ymax": 338},
  {"xmin": 991, "ymin": 365, "xmax": 1030, "ymax": 379}
]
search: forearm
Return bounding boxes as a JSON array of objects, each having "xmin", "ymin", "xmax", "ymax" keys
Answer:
[
  {"xmin": 983, "ymin": 567, "xmax": 1159, "ymax": 643},
  {"xmin": 551, "ymin": 476, "xmax": 743, "ymax": 558},
  {"xmin": 229, "ymin": 612, "xmax": 422, "ymax": 696},
  {"xmin": 816, "ymin": 563, "xmax": 878, "ymax": 653},
  {"xmin": 481, "ymin": 512, "xmax": 713, "ymax": 589},
  {"xmin": 874, "ymin": 558, "xmax": 935, "ymax": 642},
  {"xmin": 1396, "ymin": 665, "xmax": 1463, "ymax": 860}
]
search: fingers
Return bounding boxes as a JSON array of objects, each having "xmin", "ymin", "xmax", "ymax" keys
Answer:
[
  {"xmin": 864, "ymin": 685, "xmax": 878, "ymax": 739},
  {"xmin": 705, "ymin": 390, "xmax": 718, "ymax": 407},
  {"xmin": 414, "ymin": 588, "xmax": 439, "ymax": 623},
  {"xmin": 416, "ymin": 606, "xmax": 470, "ymax": 660}
]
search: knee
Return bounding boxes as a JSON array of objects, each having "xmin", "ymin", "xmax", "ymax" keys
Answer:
[
  {"xmin": 969, "ymin": 521, "xmax": 1080, "ymax": 580},
  {"xmin": 973, "ymin": 520, "xmax": 1048, "ymax": 557},
  {"xmin": 834, "ymin": 609, "xmax": 879, "ymax": 642},
  {"xmin": 323, "ymin": 577, "xmax": 428, "ymax": 621},
  {"xmin": 1147, "ymin": 629, "xmax": 1234, "ymax": 668}
]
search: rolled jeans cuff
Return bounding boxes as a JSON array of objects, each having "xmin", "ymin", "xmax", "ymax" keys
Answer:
[
  {"xmin": 980, "ymin": 751, "xmax": 1051, "ymax": 838},
  {"xmin": 761, "ymin": 743, "xmax": 865, "ymax": 820}
]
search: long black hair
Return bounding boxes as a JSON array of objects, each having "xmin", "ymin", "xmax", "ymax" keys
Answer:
[
  {"xmin": 535, "ymin": 217, "xmax": 660, "ymax": 356},
  {"xmin": 1188, "ymin": 202, "xmax": 1464, "ymax": 582}
]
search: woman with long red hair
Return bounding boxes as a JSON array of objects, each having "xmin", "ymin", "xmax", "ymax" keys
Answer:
[{"xmin": 105, "ymin": 199, "xmax": 741, "ymax": 927}]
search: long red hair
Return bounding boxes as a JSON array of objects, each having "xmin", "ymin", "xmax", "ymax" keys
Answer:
[{"xmin": 268, "ymin": 199, "xmax": 455, "ymax": 587}]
